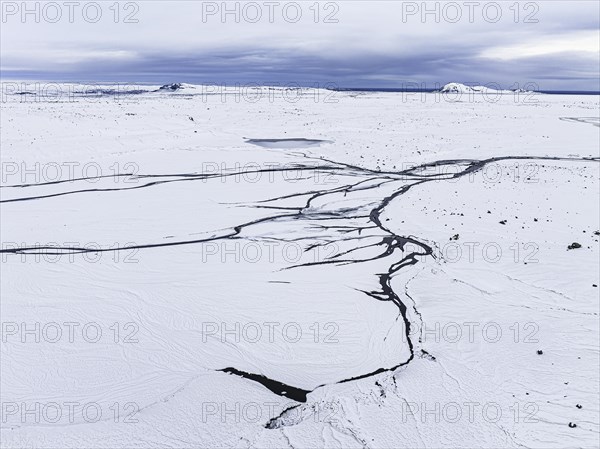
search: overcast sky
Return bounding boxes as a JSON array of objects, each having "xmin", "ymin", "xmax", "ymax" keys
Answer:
[{"xmin": 1, "ymin": 1, "xmax": 599, "ymax": 90}]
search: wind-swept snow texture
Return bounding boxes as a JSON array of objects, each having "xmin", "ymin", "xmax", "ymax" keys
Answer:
[{"xmin": 1, "ymin": 84, "xmax": 598, "ymax": 448}]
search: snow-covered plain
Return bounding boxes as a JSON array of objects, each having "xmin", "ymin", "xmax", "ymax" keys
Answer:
[{"xmin": 1, "ymin": 83, "xmax": 599, "ymax": 448}]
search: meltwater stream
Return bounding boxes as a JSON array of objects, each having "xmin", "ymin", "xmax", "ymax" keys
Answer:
[{"xmin": 1, "ymin": 153, "xmax": 597, "ymax": 414}]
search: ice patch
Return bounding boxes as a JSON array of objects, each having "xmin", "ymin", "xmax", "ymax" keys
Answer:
[{"xmin": 245, "ymin": 138, "xmax": 333, "ymax": 149}]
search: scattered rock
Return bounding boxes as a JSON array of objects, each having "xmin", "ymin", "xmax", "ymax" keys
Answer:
[
  {"xmin": 420, "ymin": 350, "xmax": 437, "ymax": 361},
  {"xmin": 499, "ymin": 220, "xmax": 507, "ymax": 225},
  {"xmin": 450, "ymin": 234, "xmax": 459, "ymax": 241}
]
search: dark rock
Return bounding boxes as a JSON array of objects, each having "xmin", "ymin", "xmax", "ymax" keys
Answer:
[
  {"xmin": 537, "ymin": 350, "xmax": 543, "ymax": 355},
  {"xmin": 567, "ymin": 242, "xmax": 582, "ymax": 250},
  {"xmin": 159, "ymin": 83, "xmax": 183, "ymax": 91}
]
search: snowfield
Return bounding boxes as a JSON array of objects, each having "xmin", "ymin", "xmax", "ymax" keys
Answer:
[{"xmin": 1, "ymin": 84, "xmax": 599, "ymax": 448}]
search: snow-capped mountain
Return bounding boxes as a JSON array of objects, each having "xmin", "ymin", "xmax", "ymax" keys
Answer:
[{"xmin": 440, "ymin": 82, "xmax": 535, "ymax": 94}]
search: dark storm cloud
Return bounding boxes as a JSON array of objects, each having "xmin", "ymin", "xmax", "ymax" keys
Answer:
[{"xmin": 4, "ymin": 46, "xmax": 597, "ymax": 91}]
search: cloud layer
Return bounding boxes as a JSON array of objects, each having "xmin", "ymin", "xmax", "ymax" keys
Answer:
[{"xmin": 1, "ymin": 1, "xmax": 598, "ymax": 90}]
